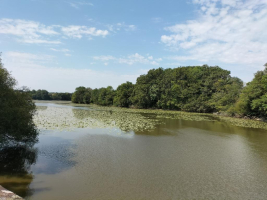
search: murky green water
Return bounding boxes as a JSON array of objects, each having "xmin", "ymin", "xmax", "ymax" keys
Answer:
[{"xmin": 1, "ymin": 101, "xmax": 267, "ymax": 200}]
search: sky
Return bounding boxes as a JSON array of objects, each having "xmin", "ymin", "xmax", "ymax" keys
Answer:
[{"xmin": 0, "ymin": 0, "xmax": 267, "ymax": 92}]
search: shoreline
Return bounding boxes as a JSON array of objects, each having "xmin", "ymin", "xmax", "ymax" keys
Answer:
[
  {"xmin": 0, "ymin": 185, "xmax": 23, "ymax": 200},
  {"xmin": 34, "ymin": 100, "xmax": 267, "ymax": 123}
]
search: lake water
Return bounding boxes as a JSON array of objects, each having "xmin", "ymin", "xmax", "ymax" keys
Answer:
[{"xmin": 1, "ymin": 102, "xmax": 267, "ymax": 199}]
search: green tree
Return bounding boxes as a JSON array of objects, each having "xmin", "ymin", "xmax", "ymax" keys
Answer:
[
  {"xmin": 83, "ymin": 88, "xmax": 92, "ymax": 104},
  {"xmin": 131, "ymin": 68, "xmax": 164, "ymax": 108},
  {"xmin": 71, "ymin": 86, "xmax": 86, "ymax": 103},
  {"xmin": 209, "ymin": 77, "xmax": 243, "ymax": 112},
  {"xmin": 32, "ymin": 89, "xmax": 51, "ymax": 100},
  {"xmin": 91, "ymin": 88, "xmax": 99, "ymax": 104},
  {"xmin": 0, "ymin": 56, "xmax": 38, "ymax": 144},
  {"xmin": 132, "ymin": 65, "xmax": 240, "ymax": 112},
  {"xmin": 114, "ymin": 81, "xmax": 134, "ymax": 107},
  {"xmin": 97, "ymin": 86, "xmax": 115, "ymax": 106},
  {"xmin": 235, "ymin": 65, "xmax": 267, "ymax": 117}
]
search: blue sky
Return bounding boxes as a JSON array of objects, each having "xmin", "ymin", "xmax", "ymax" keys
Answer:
[{"xmin": 1, "ymin": 0, "xmax": 267, "ymax": 92}]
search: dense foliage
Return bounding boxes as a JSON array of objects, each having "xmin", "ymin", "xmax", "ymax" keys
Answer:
[
  {"xmin": 32, "ymin": 64, "xmax": 265, "ymax": 118},
  {"xmin": 130, "ymin": 66, "xmax": 244, "ymax": 112},
  {"xmin": 72, "ymin": 86, "xmax": 115, "ymax": 106},
  {"xmin": 234, "ymin": 64, "xmax": 267, "ymax": 117},
  {"xmin": 71, "ymin": 87, "xmax": 92, "ymax": 104},
  {"xmin": 72, "ymin": 65, "xmax": 245, "ymax": 113},
  {"xmin": 30, "ymin": 89, "xmax": 72, "ymax": 101},
  {"xmin": 0, "ymin": 57, "xmax": 38, "ymax": 144},
  {"xmin": 114, "ymin": 81, "xmax": 134, "ymax": 107}
]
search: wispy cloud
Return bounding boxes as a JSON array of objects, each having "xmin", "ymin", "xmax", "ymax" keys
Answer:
[
  {"xmin": 50, "ymin": 48, "xmax": 70, "ymax": 52},
  {"xmin": 161, "ymin": 0, "xmax": 267, "ymax": 68},
  {"xmin": 0, "ymin": 18, "xmax": 61, "ymax": 44},
  {"xmin": 3, "ymin": 51, "xmax": 141, "ymax": 92},
  {"xmin": 94, "ymin": 53, "xmax": 163, "ymax": 66},
  {"xmin": 107, "ymin": 22, "xmax": 136, "ymax": 32},
  {"xmin": 69, "ymin": 1, "xmax": 93, "ymax": 9},
  {"xmin": 50, "ymin": 48, "xmax": 71, "ymax": 56},
  {"xmin": 61, "ymin": 25, "xmax": 108, "ymax": 38},
  {"xmin": 93, "ymin": 55, "xmax": 115, "ymax": 61},
  {"xmin": 152, "ymin": 17, "xmax": 163, "ymax": 23},
  {"xmin": 5, "ymin": 51, "xmax": 54, "ymax": 68},
  {"xmin": 0, "ymin": 18, "xmax": 109, "ymax": 44}
]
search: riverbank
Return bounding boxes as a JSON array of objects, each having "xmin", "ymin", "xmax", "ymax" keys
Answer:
[
  {"xmin": 34, "ymin": 100, "xmax": 266, "ymax": 120},
  {"xmin": 0, "ymin": 185, "xmax": 23, "ymax": 200},
  {"xmin": 214, "ymin": 111, "xmax": 266, "ymax": 122}
]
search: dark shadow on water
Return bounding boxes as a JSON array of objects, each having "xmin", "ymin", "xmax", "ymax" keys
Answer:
[
  {"xmin": 32, "ymin": 135, "xmax": 77, "ymax": 175},
  {"xmin": 0, "ymin": 145, "xmax": 39, "ymax": 198}
]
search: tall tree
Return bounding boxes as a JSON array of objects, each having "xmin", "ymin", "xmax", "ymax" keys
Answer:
[
  {"xmin": 0, "ymin": 56, "xmax": 38, "ymax": 144},
  {"xmin": 71, "ymin": 86, "xmax": 87, "ymax": 103},
  {"xmin": 235, "ymin": 64, "xmax": 267, "ymax": 117},
  {"xmin": 114, "ymin": 81, "xmax": 134, "ymax": 107}
]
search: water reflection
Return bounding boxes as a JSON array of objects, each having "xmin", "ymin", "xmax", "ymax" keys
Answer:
[
  {"xmin": 5, "ymin": 102, "xmax": 267, "ymax": 199},
  {"xmin": 36, "ymin": 102, "xmax": 93, "ymax": 110},
  {"xmin": 32, "ymin": 133, "xmax": 77, "ymax": 175},
  {"xmin": 0, "ymin": 145, "xmax": 37, "ymax": 198}
]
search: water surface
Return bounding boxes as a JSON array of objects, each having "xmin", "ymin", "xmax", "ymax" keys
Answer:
[{"xmin": 1, "ymin": 102, "xmax": 267, "ymax": 200}]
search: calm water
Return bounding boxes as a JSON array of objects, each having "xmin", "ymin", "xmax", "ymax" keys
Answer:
[{"xmin": 1, "ymin": 103, "xmax": 267, "ymax": 199}]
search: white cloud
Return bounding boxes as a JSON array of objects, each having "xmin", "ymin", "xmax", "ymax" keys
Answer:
[
  {"xmin": 0, "ymin": 18, "xmax": 60, "ymax": 44},
  {"xmin": 50, "ymin": 48, "xmax": 71, "ymax": 56},
  {"xmin": 50, "ymin": 48, "xmax": 70, "ymax": 52},
  {"xmin": 0, "ymin": 18, "xmax": 109, "ymax": 44},
  {"xmin": 93, "ymin": 55, "xmax": 115, "ymax": 61},
  {"xmin": 61, "ymin": 26, "xmax": 108, "ymax": 38},
  {"xmin": 162, "ymin": 0, "xmax": 267, "ymax": 67},
  {"xmin": 22, "ymin": 39, "xmax": 61, "ymax": 44},
  {"xmin": 107, "ymin": 22, "xmax": 136, "ymax": 32},
  {"xmin": 5, "ymin": 51, "xmax": 53, "ymax": 61},
  {"xmin": 69, "ymin": 1, "xmax": 93, "ymax": 9},
  {"xmin": 94, "ymin": 53, "xmax": 163, "ymax": 66},
  {"xmin": 4, "ymin": 52, "xmax": 54, "ymax": 70},
  {"xmin": 3, "ymin": 51, "xmax": 141, "ymax": 92}
]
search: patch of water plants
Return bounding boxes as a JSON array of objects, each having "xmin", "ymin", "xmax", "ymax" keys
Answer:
[
  {"xmin": 34, "ymin": 103, "xmax": 267, "ymax": 132},
  {"xmin": 34, "ymin": 106, "xmax": 159, "ymax": 132},
  {"xmin": 216, "ymin": 116, "xmax": 267, "ymax": 130}
]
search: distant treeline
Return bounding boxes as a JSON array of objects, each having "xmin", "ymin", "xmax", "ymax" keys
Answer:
[
  {"xmin": 72, "ymin": 64, "xmax": 267, "ymax": 118},
  {"xmin": 30, "ymin": 90, "xmax": 72, "ymax": 101},
  {"xmin": 34, "ymin": 64, "xmax": 267, "ymax": 118}
]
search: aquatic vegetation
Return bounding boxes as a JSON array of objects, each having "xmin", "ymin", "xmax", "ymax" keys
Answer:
[
  {"xmin": 34, "ymin": 102, "xmax": 267, "ymax": 132},
  {"xmin": 217, "ymin": 116, "xmax": 267, "ymax": 130},
  {"xmin": 36, "ymin": 106, "xmax": 47, "ymax": 110},
  {"xmin": 34, "ymin": 106, "xmax": 159, "ymax": 132}
]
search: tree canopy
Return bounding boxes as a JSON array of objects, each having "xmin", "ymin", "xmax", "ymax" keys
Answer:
[
  {"xmin": 30, "ymin": 89, "xmax": 72, "ymax": 101},
  {"xmin": 234, "ymin": 65, "xmax": 267, "ymax": 117},
  {"xmin": 0, "ymin": 57, "xmax": 38, "ymax": 144},
  {"xmin": 114, "ymin": 81, "xmax": 134, "ymax": 107},
  {"xmin": 71, "ymin": 65, "xmax": 246, "ymax": 113}
]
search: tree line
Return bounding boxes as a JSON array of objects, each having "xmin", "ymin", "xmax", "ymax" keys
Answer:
[
  {"xmin": 31, "ymin": 64, "xmax": 267, "ymax": 118},
  {"xmin": 71, "ymin": 64, "xmax": 267, "ymax": 118},
  {"xmin": 30, "ymin": 90, "xmax": 72, "ymax": 101}
]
